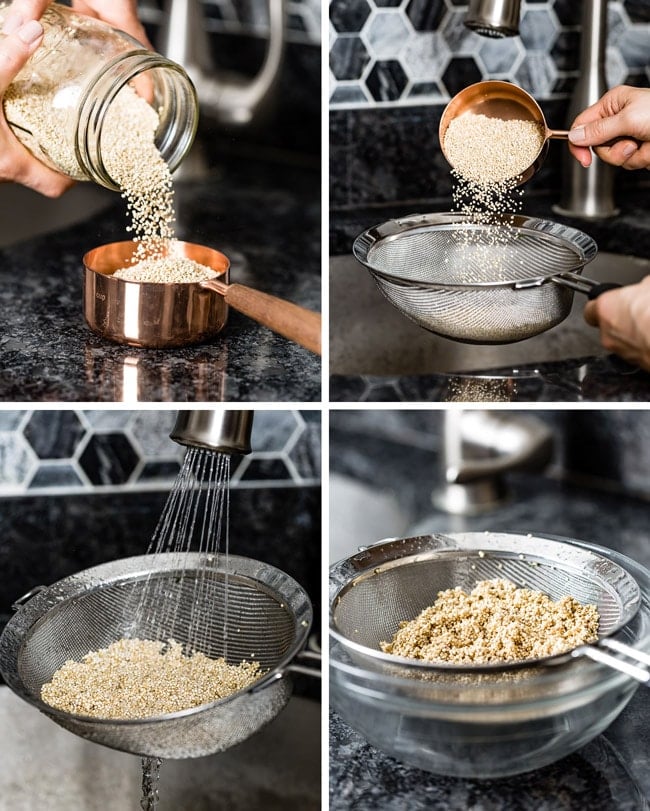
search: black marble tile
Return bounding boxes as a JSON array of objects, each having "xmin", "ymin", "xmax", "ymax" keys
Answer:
[
  {"xmin": 330, "ymin": 0, "xmax": 371, "ymax": 33},
  {"xmin": 441, "ymin": 56, "xmax": 483, "ymax": 97},
  {"xmin": 623, "ymin": 0, "xmax": 650, "ymax": 23},
  {"xmin": 23, "ymin": 410, "xmax": 85, "ymax": 459},
  {"xmin": 240, "ymin": 458, "xmax": 292, "ymax": 481},
  {"xmin": 551, "ymin": 29, "xmax": 581, "ymax": 72},
  {"xmin": 331, "ymin": 36, "xmax": 371, "ymax": 81},
  {"xmin": 366, "ymin": 60, "xmax": 409, "ymax": 102},
  {"xmin": 405, "ymin": 0, "xmax": 446, "ymax": 32},
  {"xmin": 553, "ymin": 0, "xmax": 581, "ymax": 27},
  {"xmin": 78, "ymin": 433, "xmax": 140, "ymax": 485},
  {"xmin": 28, "ymin": 463, "xmax": 84, "ymax": 489}
]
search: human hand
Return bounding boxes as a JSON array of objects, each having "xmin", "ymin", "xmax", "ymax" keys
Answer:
[
  {"xmin": 584, "ymin": 277, "xmax": 650, "ymax": 370},
  {"xmin": 3, "ymin": 0, "xmax": 152, "ymax": 48},
  {"xmin": 568, "ymin": 85, "xmax": 650, "ymax": 170},
  {"xmin": 0, "ymin": 15, "xmax": 74, "ymax": 196}
]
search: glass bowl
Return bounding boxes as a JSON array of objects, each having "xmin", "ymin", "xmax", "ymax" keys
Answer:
[{"xmin": 329, "ymin": 532, "xmax": 650, "ymax": 778}]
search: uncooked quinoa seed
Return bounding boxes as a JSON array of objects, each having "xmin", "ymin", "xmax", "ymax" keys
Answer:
[
  {"xmin": 113, "ymin": 256, "xmax": 218, "ymax": 284},
  {"xmin": 444, "ymin": 112, "xmax": 545, "ymax": 185},
  {"xmin": 41, "ymin": 639, "xmax": 263, "ymax": 719},
  {"xmin": 381, "ymin": 579, "xmax": 599, "ymax": 665}
]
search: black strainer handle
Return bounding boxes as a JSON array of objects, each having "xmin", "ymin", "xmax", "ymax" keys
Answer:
[
  {"xmin": 553, "ymin": 272, "xmax": 622, "ymax": 298},
  {"xmin": 587, "ymin": 282, "xmax": 622, "ymax": 300}
]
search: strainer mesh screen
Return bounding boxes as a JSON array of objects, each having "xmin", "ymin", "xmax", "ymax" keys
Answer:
[
  {"xmin": 333, "ymin": 554, "xmax": 628, "ymax": 655},
  {"xmin": 367, "ymin": 228, "xmax": 583, "ymax": 285},
  {"xmin": 17, "ymin": 572, "xmax": 296, "ymax": 696}
]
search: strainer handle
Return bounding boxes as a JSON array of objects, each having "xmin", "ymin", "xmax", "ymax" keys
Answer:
[
  {"xmin": 553, "ymin": 272, "xmax": 622, "ymax": 298},
  {"xmin": 11, "ymin": 585, "xmax": 46, "ymax": 611},
  {"xmin": 286, "ymin": 649, "xmax": 322, "ymax": 679},
  {"xmin": 575, "ymin": 639, "xmax": 650, "ymax": 684},
  {"xmin": 253, "ymin": 650, "xmax": 321, "ymax": 691}
]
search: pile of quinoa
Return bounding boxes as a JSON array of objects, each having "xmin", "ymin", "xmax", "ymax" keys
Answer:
[
  {"xmin": 381, "ymin": 579, "xmax": 599, "ymax": 665},
  {"xmin": 40, "ymin": 639, "xmax": 263, "ymax": 719},
  {"xmin": 113, "ymin": 256, "xmax": 218, "ymax": 283},
  {"xmin": 444, "ymin": 112, "xmax": 545, "ymax": 185}
]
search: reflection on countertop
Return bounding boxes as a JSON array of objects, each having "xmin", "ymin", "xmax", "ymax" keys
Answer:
[{"xmin": 0, "ymin": 158, "xmax": 321, "ymax": 402}]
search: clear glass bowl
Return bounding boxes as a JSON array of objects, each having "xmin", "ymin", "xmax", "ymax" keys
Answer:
[{"xmin": 329, "ymin": 533, "xmax": 650, "ymax": 778}]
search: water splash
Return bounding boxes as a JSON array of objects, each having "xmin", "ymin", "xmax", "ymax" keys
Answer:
[{"xmin": 140, "ymin": 756, "xmax": 162, "ymax": 811}]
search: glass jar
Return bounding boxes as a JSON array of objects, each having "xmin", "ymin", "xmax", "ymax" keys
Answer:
[{"xmin": 0, "ymin": 2, "xmax": 198, "ymax": 189}]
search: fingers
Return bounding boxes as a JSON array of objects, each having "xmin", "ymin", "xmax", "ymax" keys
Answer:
[
  {"xmin": 568, "ymin": 142, "xmax": 592, "ymax": 167},
  {"xmin": 568, "ymin": 112, "xmax": 631, "ymax": 149},
  {"xmin": 583, "ymin": 281, "xmax": 650, "ymax": 370},
  {"xmin": 0, "ymin": 18, "xmax": 43, "ymax": 93},
  {"xmin": 1, "ymin": 0, "xmax": 50, "ymax": 33},
  {"xmin": 72, "ymin": 0, "xmax": 153, "ymax": 48}
]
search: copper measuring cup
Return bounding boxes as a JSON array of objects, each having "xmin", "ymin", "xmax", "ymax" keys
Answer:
[
  {"xmin": 83, "ymin": 240, "xmax": 321, "ymax": 354},
  {"xmin": 439, "ymin": 80, "xmax": 569, "ymax": 184}
]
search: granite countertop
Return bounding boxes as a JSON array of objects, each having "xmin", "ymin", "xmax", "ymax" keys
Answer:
[
  {"xmin": 0, "ymin": 156, "xmax": 321, "ymax": 402},
  {"xmin": 329, "ymin": 436, "xmax": 650, "ymax": 809},
  {"xmin": 330, "ymin": 190, "xmax": 650, "ymax": 403}
]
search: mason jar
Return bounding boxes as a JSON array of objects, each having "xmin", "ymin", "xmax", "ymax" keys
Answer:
[{"xmin": 0, "ymin": 1, "xmax": 198, "ymax": 189}]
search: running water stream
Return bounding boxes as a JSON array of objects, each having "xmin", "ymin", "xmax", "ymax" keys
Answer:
[
  {"xmin": 129, "ymin": 447, "xmax": 232, "ymax": 810},
  {"xmin": 140, "ymin": 756, "xmax": 162, "ymax": 811}
]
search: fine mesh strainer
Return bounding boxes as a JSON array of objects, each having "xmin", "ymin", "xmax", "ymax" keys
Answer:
[
  {"xmin": 353, "ymin": 213, "xmax": 620, "ymax": 344},
  {"xmin": 0, "ymin": 553, "xmax": 319, "ymax": 759},
  {"xmin": 330, "ymin": 533, "xmax": 650, "ymax": 682}
]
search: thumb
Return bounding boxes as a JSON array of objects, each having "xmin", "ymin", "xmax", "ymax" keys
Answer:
[
  {"xmin": 0, "ymin": 20, "xmax": 43, "ymax": 94},
  {"xmin": 569, "ymin": 113, "xmax": 627, "ymax": 147}
]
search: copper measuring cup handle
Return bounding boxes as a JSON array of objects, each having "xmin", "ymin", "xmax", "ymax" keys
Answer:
[
  {"xmin": 203, "ymin": 279, "xmax": 322, "ymax": 355},
  {"xmin": 547, "ymin": 129, "xmax": 570, "ymax": 139}
]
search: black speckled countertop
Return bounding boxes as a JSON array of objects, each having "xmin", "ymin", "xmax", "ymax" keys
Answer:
[
  {"xmin": 330, "ymin": 190, "xmax": 650, "ymax": 403},
  {"xmin": 329, "ymin": 432, "xmax": 650, "ymax": 810},
  {"xmin": 0, "ymin": 156, "xmax": 321, "ymax": 402}
]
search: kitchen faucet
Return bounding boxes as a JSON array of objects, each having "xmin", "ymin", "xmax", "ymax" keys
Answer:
[
  {"xmin": 158, "ymin": 0, "xmax": 285, "ymax": 126},
  {"xmin": 170, "ymin": 410, "xmax": 254, "ymax": 454},
  {"xmin": 432, "ymin": 411, "xmax": 553, "ymax": 515},
  {"xmin": 465, "ymin": 0, "xmax": 618, "ymax": 218}
]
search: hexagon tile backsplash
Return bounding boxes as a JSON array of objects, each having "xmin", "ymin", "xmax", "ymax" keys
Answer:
[
  {"xmin": 329, "ymin": 0, "xmax": 650, "ymax": 108},
  {"xmin": 0, "ymin": 411, "xmax": 320, "ymax": 495}
]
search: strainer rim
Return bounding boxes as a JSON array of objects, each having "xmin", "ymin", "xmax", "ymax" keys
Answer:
[
  {"xmin": 329, "ymin": 532, "xmax": 643, "ymax": 674},
  {"xmin": 352, "ymin": 212, "xmax": 598, "ymax": 290}
]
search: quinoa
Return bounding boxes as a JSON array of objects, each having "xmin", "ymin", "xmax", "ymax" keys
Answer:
[
  {"xmin": 5, "ymin": 77, "xmax": 175, "ymax": 263},
  {"xmin": 380, "ymin": 579, "xmax": 599, "ymax": 665},
  {"xmin": 40, "ymin": 639, "xmax": 263, "ymax": 719},
  {"xmin": 444, "ymin": 112, "xmax": 545, "ymax": 185},
  {"xmin": 113, "ymin": 256, "xmax": 218, "ymax": 283},
  {"xmin": 441, "ymin": 111, "xmax": 546, "ymax": 282}
]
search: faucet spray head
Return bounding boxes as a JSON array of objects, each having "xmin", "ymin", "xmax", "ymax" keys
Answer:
[
  {"xmin": 464, "ymin": 0, "xmax": 520, "ymax": 37},
  {"xmin": 170, "ymin": 410, "xmax": 254, "ymax": 455}
]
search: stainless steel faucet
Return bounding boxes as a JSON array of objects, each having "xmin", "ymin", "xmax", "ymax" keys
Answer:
[
  {"xmin": 465, "ymin": 0, "xmax": 618, "ymax": 218},
  {"xmin": 170, "ymin": 410, "xmax": 254, "ymax": 454},
  {"xmin": 465, "ymin": 0, "xmax": 520, "ymax": 38},
  {"xmin": 158, "ymin": 0, "xmax": 285, "ymax": 126},
  {"xmin": 553, "ymin": 0, "xmax": 618, "ymax": 218},
  {"xmin": 432, "ymin": 411, "xmax": 553, "ymax": 515}
]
